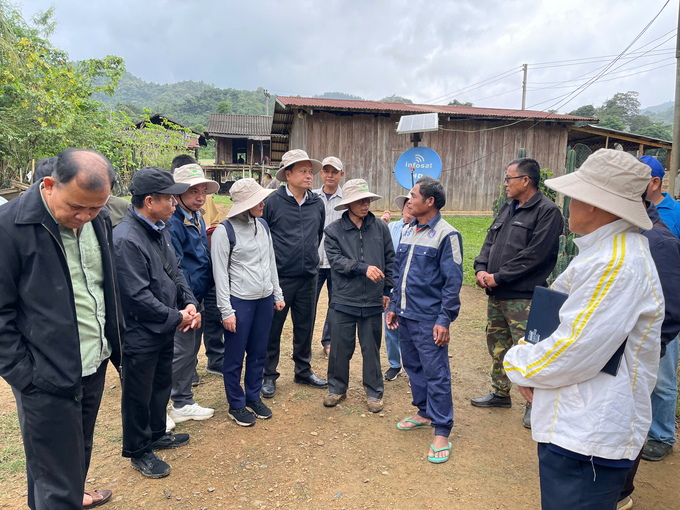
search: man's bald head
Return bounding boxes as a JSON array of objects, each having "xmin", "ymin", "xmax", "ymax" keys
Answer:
[{"xmin": 55, "ymin": 148, "xmax": 116, "ymax": 192}]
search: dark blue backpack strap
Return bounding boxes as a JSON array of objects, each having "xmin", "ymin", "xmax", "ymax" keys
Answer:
[
  {"xmin": 220, "ymin": 219, "xmax": 236, "ymax": 249},
  {"xmin": 257, "ymin": 217, "xmax": 270, "ymax": 235}
]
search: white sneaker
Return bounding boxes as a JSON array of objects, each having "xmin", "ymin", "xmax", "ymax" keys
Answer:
[
  {"xmin": 169, "ymin": 403, "xmax": 214, "ymax": 423},
  {"xmin": 166, "ymin": 413, "xmax": 176, "ymax": 433}
]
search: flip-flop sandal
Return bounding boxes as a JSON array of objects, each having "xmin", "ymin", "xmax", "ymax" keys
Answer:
[
  {"xmin": 428, "ymin": 442, "xmax": 452, "ymax": 464},
  {"xmin": 396, "ymin": 417, "xmax": 431, "ymax": 430},
  {"xmin": 83, "ymin": 490, "xmax": 112, "ymax": 508}
]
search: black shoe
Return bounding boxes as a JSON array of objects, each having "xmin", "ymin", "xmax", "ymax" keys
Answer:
[
  {"xmin": 228, "ymin": 406, "xmax": 256, "ymax": 427},
  {"xmin": 523, "ymin": 403, "xmax": 532, "ymax": 429},
  {"xmin": 206, "ymin": 359, "xmax": 223, "ymax": 376},
  {"xmin": 152, "ymin": 433, "xmax": 190, "ymax": 450},
  {"xmin": 130, "ymin": 452, "xmax": 171, "ymax": 479},
  {"xmin": 384, "ymin": 366, "xmax": 402, "ymax": 381},
  {"xmin": 191, "ymin": 370, "xmax": 200, "ymax": 387},
  {"xmin": 261, "ymin": 379, "xmax": 276, "ymax": 399},
  {"xmin": 470, "ymin": 393, "xmax": 512, "ymax": 408},
  {"xmin": 246, "ymin": 399, "xmax": 273, "ymax": 419},
  {"xmin": 294, "ymin": 373, "xmax": 328, "ymax": 389},
  {"xmin": 641, "ymin": 439, "xmax": 673, "ymax": 461}
]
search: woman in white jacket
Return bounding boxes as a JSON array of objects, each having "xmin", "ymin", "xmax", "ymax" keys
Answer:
[
  {"xmin": 211, "ymin": 179, "xmax": 285, "ymax": 427},
  {"xmin": 504, "ymin": 150, "xmax": 664, "ymax": 510}
]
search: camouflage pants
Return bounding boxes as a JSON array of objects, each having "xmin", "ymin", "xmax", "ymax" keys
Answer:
[{"xmin": 486, "ymin": 297, "xmax": 531, "ymax": 397}]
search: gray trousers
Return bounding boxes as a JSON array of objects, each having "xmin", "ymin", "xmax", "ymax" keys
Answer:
[
  {"xmin": 327, "ymin": 309, "xmax": 383, "ymax": 399},
  {"xmin": 171, "ymin": 320, "xmax": 205, "ymax": 408}
]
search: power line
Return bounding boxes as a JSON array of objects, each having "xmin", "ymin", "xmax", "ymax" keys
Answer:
[{"xmin": 421, "ymin": 67, "xmax": 522, "ymax": 104}]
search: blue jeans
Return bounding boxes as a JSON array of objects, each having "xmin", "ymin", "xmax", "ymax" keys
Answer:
[
  {"xmin": 383, "ymin": 313, "xmax": 401, "ymax": 369},
  {"xmin": 647, "ymin": 336, "xmax": 679, "ymax": 446}
]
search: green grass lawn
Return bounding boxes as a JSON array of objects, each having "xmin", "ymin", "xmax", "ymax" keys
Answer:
[{"xmin": 444, "ymin": 215, "xmax": 491, "ymax": 287}]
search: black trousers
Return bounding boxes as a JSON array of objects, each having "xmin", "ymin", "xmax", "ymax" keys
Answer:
[
  {"xmin": 203, "ymin": 286, "xmax": 225, "ymax": 369},
  {"xmin": 122, "ymin": 341, "xmax": 174, "ymax": 458},
  {"xmin": 538, "ymin": 443, "xmax": 630, "ymax": 510},
  {"xmin": 619, "ymin": 450, "xmax": 643, "ymax": 501},
  {"xmin": 13, "ymin": 359, "xmax": 108, "ymax": 510},
  {"xmin": 264, "ymin": 275, "xmax": 317, "ymax": 380},
  {"xmin": 327, "ymin": 309, "xmax": 383, "ymax": 399},
  {"xmin": 314, "ymin": 268, "xmax": 332, "ymax": 346}
]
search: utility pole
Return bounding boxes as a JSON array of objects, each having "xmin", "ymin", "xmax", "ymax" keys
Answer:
[
  {"xmin": 264, "ymin": 89, "xmax": 271, "ymax": 116},
  {"xmin": 670, "ymin": 5, "xmax": 680, "ymax": 198},
  {"xmin": 521, "ymin": 64, "xmax": 528, "ymax": 110}
]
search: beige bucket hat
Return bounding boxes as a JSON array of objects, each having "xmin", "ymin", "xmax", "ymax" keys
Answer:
[
  {"xmin": 334, "ymin": 179, "xmax": 382, "ymax": 211},
  {"xmin": 276, "ymin": 149, "xmax": 322, "ymax": 182},
  {"xmin": 173, "ymin": 164, "xmax": 220, "ymax": 194},
  {"xmin": 545, "ymin": 148, "xmax": 652, "ymax": 230},
  {"xmin": 321, "ymin": 156, "xmax": 344, "ymax": 172},
  {"xmin": 394, "ymin": 192, "xmax": 411, "ymax": 211},
  {"xmin": 227, "ymin": 178, "xmax": 276, "ymax": 218}
]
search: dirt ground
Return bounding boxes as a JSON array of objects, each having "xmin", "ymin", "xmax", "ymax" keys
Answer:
[{"xmin": 0, "ymin": 285, "xmax": 678, "ymax": 510}]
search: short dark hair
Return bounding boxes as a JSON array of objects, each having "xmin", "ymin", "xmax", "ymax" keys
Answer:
[
  {"xmin": 171, "ymin": 154, "xmax": 198, "ymax": 171},
  {"xmin": 508, "ymin": 157, "xmax": 540, "ymax": 188},
  {"xmin": 416, "ymin": 176, "xmax": 446, "ymax": 210},
  {"xmin": 131, "ymin": 192, "xmax": 167, "ymax": 209},
  {"xmin": 33, "ymin": 156, "xmax": 58, "ymax": 183},
  {"xmin": 54, "ymin": 148, "xmax": 116, "ymax": 191}
]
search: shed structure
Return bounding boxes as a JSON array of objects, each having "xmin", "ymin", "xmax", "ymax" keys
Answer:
[
  {"xmin": 134, "ymin": 114, "xmax": 207, "ymax": 158},
  {"xmin": 207, "ymin": 114, "xmax": 276, "ymax": 165},
  {"xmin": 273, "ymin": 97, "xmax": 595, "ymax": 212}
]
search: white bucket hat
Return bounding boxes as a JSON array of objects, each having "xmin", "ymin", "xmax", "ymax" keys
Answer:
[
  {"xmin": 321, "ymin": 156, "xmax": 344, "ymax": 172},
  {"xmin": 394, "ymin": 192, "xmax": 411, "ymax": 211},
  {"xmin": 334, "ymin": 179, "xmax": 382, "ymax": 211},
  {"xmin": 545, "ymin": 148, "xmax": 652, "ymax": 230},
  {"xmin": 227, "ymin": 178, "xmax": 276, "ymax": 218},
  {"xmin": 276, "ymin": 149, "xmax": 322, "ymax": 182},
  {"xmin": 173, "ymin": 164, "xmax": 220, "ymax": 195}
]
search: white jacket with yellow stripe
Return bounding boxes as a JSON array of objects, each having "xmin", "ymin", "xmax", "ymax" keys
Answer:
[{"xmin": 504, "ymin": 219, "xmax": 664, "ymax": 460}]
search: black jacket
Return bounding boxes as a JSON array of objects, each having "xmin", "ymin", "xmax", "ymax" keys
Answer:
[
  {"xmin": 324, "ymin": 212, "xmax": 395, "ymax": 308},
  {"xmin": 474, "ymin": 190, "xmax": 563, "ymax": 299},
  {"xmin": 113, "ymin": 207, "xmax": 197, "ymax": 353},
  {"xmin": 0, "ymin": 185, "xmax": 124, "ymax": 398},
  {"xmin": 262, "ymin": 186, "xmax": 325, "ymax": 278},
  {"xmin": 641, "ymin": 202, "xmax": 680, "ymax": 358}
]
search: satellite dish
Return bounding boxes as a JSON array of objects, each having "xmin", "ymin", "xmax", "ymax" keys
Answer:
[
  {"xmin": 394, "ymin": 147, "xmax": 442, "ymax": 189},
  {"xmin": 396, "ymin": 113, "xmax": 439, "ymax": 134}
]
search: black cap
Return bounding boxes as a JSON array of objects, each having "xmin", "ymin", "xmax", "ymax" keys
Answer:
[{"xmin": 129, "ymin": 167, "xmax": 191, "ymax": 196}]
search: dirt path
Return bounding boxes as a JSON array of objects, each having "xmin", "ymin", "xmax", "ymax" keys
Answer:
[{"xmin": 0, "ymin": 286, "xmax": 678, "ymax": 509}]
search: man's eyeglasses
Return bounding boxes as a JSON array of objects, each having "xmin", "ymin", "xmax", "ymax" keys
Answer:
[{"xmin": 504, "ymin": 175, "xmax": 525, "ymax": 183}]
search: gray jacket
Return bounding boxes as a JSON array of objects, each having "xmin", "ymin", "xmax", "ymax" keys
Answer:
[{"xmin": 211, "ymin": 213, "xmax": 283, "ymax": 320}]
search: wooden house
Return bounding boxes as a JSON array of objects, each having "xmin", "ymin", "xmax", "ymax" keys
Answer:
[
  {"xmin": 273, "ymin": 97, "xmax": 596, "ymax": 212},
  {"xmin": 207, "ymin": 114, "xmax": 274, "ymax": 165},
  {"xmin": 134, "ymin": 114, "xmax": 207, "ymax": 158}
]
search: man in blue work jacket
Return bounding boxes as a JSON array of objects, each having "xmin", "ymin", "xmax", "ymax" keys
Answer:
[{"xmin": 386, "ymin": 176, "xmax": 464, "ymax": 464}]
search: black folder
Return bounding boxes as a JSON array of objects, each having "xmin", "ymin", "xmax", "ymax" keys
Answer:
[{"xmin": 525, "ymin": 286, "xmax": 625, "ymax": 376}]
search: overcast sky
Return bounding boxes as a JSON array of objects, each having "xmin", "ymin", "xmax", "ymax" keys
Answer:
[{"xmin": 18, "ymin": 0, "xmax": 680, "ymax": 111}]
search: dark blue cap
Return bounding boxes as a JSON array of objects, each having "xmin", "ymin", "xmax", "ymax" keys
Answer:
[{"xmin": 639, "ymin": 155, "xmax": 665, "ymax": 179}]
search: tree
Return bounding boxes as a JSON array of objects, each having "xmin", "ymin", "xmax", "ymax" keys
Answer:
[
  {"xmin": 598, "ymin": 91, "xmax": 640, "ymax": 125},
  {"xmin": 628, "ymin": 114, "xmax": 653, "ymax": 134},
  {"xmin": 380, "ymin": 95, "xmax": 413, "ymax": 104},
  {"xmin": 638, "ymin": 124, "xmax": 673, "ymax": 141},
  {"xmin": 568, "ymin": 104, "xmax": 597, "ymax": 118},
  {"xmin": 448, "ymin": 99, "xmax": 473, "ymax": 106},
  {"xmin": 216, "ymin": 101, "xmax": 231, "ymax": 114},
  {"xmin": 598, "ymin": 115, "xmax": 626, "ymax": 131}
]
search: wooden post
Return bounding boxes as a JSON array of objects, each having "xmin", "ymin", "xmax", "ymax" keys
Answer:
[
  {"xmin": 639, "ymin": 143, "xmax": 644, "ymax": 157},
  {"xmin": 605, "ymin": 136, "xmax": 609, "ymax": 149}
]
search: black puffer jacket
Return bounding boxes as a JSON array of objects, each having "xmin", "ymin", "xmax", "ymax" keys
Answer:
[
  {"xmin": 323, "ymin": 212, "xmax": 394, "ymax": 308},
  {"xmin": 474, "ymin": 190, "xmax": 563, "ymax": 299},
  {"xmin": 0, "ymin": 185, "xmax": 124, "ymax": 398},
  {"xmin": 262, "ymin": 186, "xmax": 325, "ymax": 278},
  {"xmin": 113, "ymin": 207, "xmax": 197, "ymax": 353}
]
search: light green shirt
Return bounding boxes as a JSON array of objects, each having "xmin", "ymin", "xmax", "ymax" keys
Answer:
[{"xmin": 40, "ymin": 186, "xmax": 110, "ymax": 376}]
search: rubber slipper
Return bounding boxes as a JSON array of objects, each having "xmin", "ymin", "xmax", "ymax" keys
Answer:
[
  {"xmin": 428, "ymin": 442, "xmax": 452, "ymax": 464},
  {"xmin": 396, "ymin": 417, "xmax": 431, "ymax": 430},
  {"xmin": 83, "ymin": 490, "xmax": 112, "ymax": 508}
]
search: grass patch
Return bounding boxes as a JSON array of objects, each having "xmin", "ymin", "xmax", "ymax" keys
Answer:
[
  {"xmin": 0, "ymin": 411, "xmax": 25, "ymax": 480},
  {"xmin": 293, "ymin": 390, "xmax": 311, "ymax": 401},
  {"xmin": 211, "ymin": 194, "xmax": 233, "ymax": 206},
  {"xmin": 443, "ymin": 215, "xmax": 491, "ymax": 287}
]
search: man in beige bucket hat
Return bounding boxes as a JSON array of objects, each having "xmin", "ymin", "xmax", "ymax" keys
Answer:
[
  {"xmin": 261, "ymin": 149, "xmax": 328, "ymax": 397},
  {"xmin": 503, "ymin": 149, "xmax": 664, "ymax": 509},
  {"xmin": 322, "ymin": 179, "xmax": 394, "ymax": 413},
  {"xmin": 166, "ymin": 163, "xmax": 221, "ymax": 426}
]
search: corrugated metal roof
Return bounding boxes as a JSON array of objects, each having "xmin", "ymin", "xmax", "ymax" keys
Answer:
[
  {"xmin": 207, "ymin": 114, "xmax": 273, "ymax": 138},
  {"xmin": 275, "ymin": 96, "xmax": 596, "ymax": 122}
]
